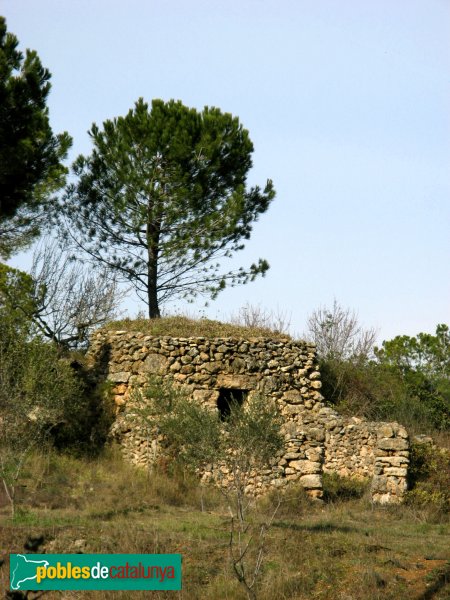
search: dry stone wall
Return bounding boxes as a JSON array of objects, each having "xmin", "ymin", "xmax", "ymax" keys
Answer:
[{"xmin": 88, "ymin": 330, "xmax": 409, "ymax": 504}]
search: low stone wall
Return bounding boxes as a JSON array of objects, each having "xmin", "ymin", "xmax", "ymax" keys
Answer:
[
  {"xmin": 287, "ymin": 405, "xmax": 377, "ymax": 479},
  {"xmin": 372, "ymin": 423, "xmax": 409, "ymax": 503},
  {"xmin": 88, "ymin": 330, "xmax": 409, "ymax": 503}
]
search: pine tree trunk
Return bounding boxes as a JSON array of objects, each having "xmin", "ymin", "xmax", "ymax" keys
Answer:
[
  {"xmin": 147, "ymin": 257, "xmax": 160, "ymax": 319},
  {"xmin": 147, "ymin": 198, "xmax": 161, "ymax": 319}
]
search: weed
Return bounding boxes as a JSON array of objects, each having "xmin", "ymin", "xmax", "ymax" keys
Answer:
[{"xmin": 322, "ymin": 471, "xmax": 369, "ymax": 502}]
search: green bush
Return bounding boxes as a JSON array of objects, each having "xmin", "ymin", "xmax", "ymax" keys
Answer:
[
  {"xmin": 50, "ymin": 357, "xmax": 115, "ymax": 454},
  {"xmin": 405, "ymin": 442, "xmax": 449, "ymax": 513},
  {"xmin": 318, "ymin": 324, "xmax": 450, "ymax": 435},
  {"xmin": 259, "ymin": 482, "xmax": 311, "ymax": 520},
  {"xmin": 322, "ymin": 472, "xmax": 369, "ymax": 502},
  {"xmin": 0, "ymin": 336, "xmax": 83, "ymax": 441},
  {"xmin": 319, "ymin": 358, "xmax": 448, "ymax": 434},
  {"xmin": 0, "ymin": 304, "xmax": 87, "ymax": 515}
]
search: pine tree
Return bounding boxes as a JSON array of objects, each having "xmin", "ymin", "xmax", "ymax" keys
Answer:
[
  {"xmin": 0, "ymin": 17, "xmax": 71, "ymax": 257},
  {"xmin": 61, "ymin": 98, "xmax": 275, "ymax": 317}
]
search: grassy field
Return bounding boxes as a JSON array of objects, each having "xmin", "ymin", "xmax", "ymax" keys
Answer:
[{"xmin": 0, "ymin": 448, "xmax": 449, "ymax": 600}]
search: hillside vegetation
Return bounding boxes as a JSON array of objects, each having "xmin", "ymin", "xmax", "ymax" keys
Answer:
[
  {"xmin": 0, "ymin": 448, "xmax": 449, "ymax": 600},
  {"xmin": 0, "ymin": 305, "xmax": 449, "ymax": 599}
]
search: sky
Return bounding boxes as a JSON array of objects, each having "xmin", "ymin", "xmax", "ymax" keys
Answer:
[{"xmin": 2, "ymin": 0, "xmax": 449, "ymax": 342}]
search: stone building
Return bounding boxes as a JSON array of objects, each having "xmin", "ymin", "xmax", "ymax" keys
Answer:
[{"xmin": 88, "ymin": 329, "xmax": 409, "ymax": 503}]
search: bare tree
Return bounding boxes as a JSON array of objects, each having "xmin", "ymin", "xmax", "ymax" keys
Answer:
[
  {"xmin": 306, "ymin": 299, "xmax": 377, "ymax": 362},
  {"xmin": 27, "ymin": 241, "xmax": 128, "ymax": 349},
  {"xmin": 230, "ymin": 302, "xmax": 291, "ymax": 335}
]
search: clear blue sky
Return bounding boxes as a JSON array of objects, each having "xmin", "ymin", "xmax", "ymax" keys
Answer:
[{"xmin": 3, "ymin": 0, "xmax": 449, "ymax": 341}]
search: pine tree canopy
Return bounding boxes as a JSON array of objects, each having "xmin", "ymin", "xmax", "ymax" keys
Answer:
[
  {"xmin": 0, "ymin": 17, "xmax": 72, "ymax": 258},
  {"xmin": 60, "ymin": 98, "xmax": 275, "ymax": 318}
]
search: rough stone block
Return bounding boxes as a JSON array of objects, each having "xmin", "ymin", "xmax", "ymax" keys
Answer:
[
  {"xmin": 232, "ymin": 357, "xmax": 246, "ymax": 371},
  {"xmin": 108, "ymin": 372, "xmax": 130, "ymax": 383},
  {"xmin": 299, "ymin": 474, "xmax": 322, "ymax": 489},
  {"xmin": 283, "ymin": 390, "xmax": 303, "ymax": 404},
  {"xmin": 204, "ymin": 362, "xmax": 220, "ymax": 374},
  {"xmin": 308, "ymin": 428, "xmax": 326, "ymax": 442},
  {"xmin": 376, "ymin": 456, "xmax": 409, "ymax": 466},
  {"xmin": 190, "ymin": 373, "xmax": 211, "ymax": 384},
  {"xmin": 289, "ymin": 460, "xmax": 321, "ymax": 474},
  {"xmin": 216, "ymin": 374, "xmax": 254, "ymax": 389},
  {"xmin": 270, "ymin": 479, "xmax": 286, "ymax": 488},
  {"xmin": 383, "ymin": 467, "xmax": 408, "ymax": 477},
  {"xmin": 387, "ymin": 477, "xmax": 407, "ymax": 494},
  {"xmin": 378, "ymin": 424, "xmax": 394, "ymax": 438},
  {"xmin": 193, "ymin": 389, "xmax": 220, "ymax": 404},
  {"xmin": 377, "ymin": 438, "xmax": 409, "ymax": 451},
  {"xmin": 305, "ymin": 448, "xmax": 323, "ymax": 462},
  {"xmin": 396, "ymin": 426, "xmax": 408, "ymax": 439},
  {"xmin": 173, "ymin": 373, "xmax": 188, "ymax": 382}
]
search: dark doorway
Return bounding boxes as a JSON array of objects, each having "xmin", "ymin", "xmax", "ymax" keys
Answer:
[{"xmin": 217, "ymin": 388, "xmax": 247, "ymax": 421}]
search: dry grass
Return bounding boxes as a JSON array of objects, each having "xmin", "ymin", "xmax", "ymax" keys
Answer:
[
  {"xmin": 103, "ymin": 315, "xmax": 293, "ymax": 341},
  {"xmin": 0, "ymin": 448, "xmax": 449, "ymax": 600}
]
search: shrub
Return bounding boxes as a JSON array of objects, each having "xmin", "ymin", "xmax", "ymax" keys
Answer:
[
  {"xmin": 322, "ymin": 472, "xmax": 369, "ymax": 503},
  {"xmin": 405, "ymin": 441, "xmax": 449, "ymax": 513},
  {"xmin": 132, "ymin": 375, "xmax": 284, "ymax": 600},
  {"xmin": 0, "ymin": 311, "xmax": 85, "ymax": 515}
]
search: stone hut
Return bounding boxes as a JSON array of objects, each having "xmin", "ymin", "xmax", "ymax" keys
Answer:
[{"xmin": 88, "ymin": 329, "xmax": 409, "ymax": 504}]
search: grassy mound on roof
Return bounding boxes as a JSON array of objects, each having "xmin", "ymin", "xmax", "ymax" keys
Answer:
[{"xmin": 103, "ymin": 315, "xmax": 292, "ymax": 340}]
